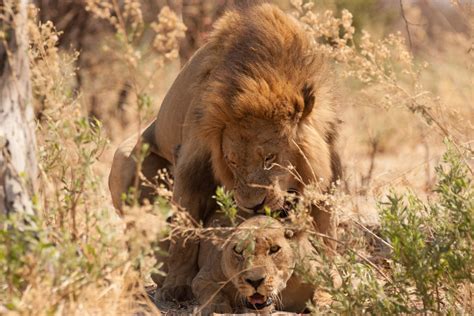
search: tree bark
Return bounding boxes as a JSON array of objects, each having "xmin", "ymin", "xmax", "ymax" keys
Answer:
[{"xmin": 0, "ymin": 0, "xmax": 36, "ymax": 216}]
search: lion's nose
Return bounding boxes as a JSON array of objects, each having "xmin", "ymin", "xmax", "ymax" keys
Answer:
[
  {"xmin": 245, "ymin": 277, "xmax": 265, "ymax": 289},
  {"xmin": 250, "ymin": 199, "xmax": 266, "ymax": 213}
]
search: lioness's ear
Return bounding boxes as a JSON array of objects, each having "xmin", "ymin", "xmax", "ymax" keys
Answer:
[
  {"xmin": 301, "ymin": 83, "xmax": 315, "ymax": 120},
  {"xmin": 284, "ymin": 229, "xmax": 294, "ymax": 239}
]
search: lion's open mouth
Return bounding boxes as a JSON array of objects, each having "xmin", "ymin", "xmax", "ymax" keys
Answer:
[{"xmin": 245, "ymin": 293, "xmax": 273, "ymax": 310}]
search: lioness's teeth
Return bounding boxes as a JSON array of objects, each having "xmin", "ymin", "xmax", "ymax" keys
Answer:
[{"xmin": 248, "ymin": 294, "xmax": 266, "ymax": 305}]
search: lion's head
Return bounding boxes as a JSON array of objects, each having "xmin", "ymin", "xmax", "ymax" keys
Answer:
[
  {"xmin": 221, "ymin": 216, "xmax": 300, "ymax": 310},
  {"xmin": 194, "ymin": 4, "xmax": 336, "ymax": 213},
  {"xmin": 220, "ymin": 118, "xmax": 299, "ymax": 212}
]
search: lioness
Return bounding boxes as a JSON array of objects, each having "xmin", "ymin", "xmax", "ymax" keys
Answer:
[
  {"xmin": 109, "ymin": 2, "xmax": 341, "ymax": 300},
  {"xmin": 193, "ymin": 215, "xmax": 332, "ymax": 315}
]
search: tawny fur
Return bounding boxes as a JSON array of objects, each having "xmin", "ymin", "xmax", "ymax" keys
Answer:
[
  {"xmin": 108, "ymin": 3, "xmax": 341, "ymax": 301},
  {"xmin": 193, "ymin": 215, "xmax": 337, "ymax": 314}
]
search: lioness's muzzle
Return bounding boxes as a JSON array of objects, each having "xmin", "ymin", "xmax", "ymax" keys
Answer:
[{"xmin": 245, "ymin": 294, "xmax": 273, "ymax": 310}]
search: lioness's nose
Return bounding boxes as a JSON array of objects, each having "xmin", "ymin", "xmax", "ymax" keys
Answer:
[{"xmin": 245, "ymin": 277, "xmax": 265, "ymax": 289}]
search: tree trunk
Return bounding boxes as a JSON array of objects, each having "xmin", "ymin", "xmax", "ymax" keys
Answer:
[{"xmin": 0, "ymin": 0, "xmax": 36, "ymax": 216}]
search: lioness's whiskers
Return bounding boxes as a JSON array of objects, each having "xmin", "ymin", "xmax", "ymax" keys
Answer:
[{"xmin": 273, "ymin": 292, "xmax": 283, "ymax": 310}]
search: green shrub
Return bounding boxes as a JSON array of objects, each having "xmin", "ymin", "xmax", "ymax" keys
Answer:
[
  {"xmin": 306, "ymin": 144, "xmax": 473, "ymax": 315},
  {"xmin": 380, "ymin": 144, "xmax": 473, "ymax": 313}
]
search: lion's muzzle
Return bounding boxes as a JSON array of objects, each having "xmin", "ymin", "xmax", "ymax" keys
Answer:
[{"xmin": 234, "ymin": 183, "xmax": 285, "ymax": 213}]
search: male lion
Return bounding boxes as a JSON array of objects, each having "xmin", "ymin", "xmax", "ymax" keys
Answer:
[
  {"xmin": 109, "ymin": 2, "xmax": 341, "ymax": 300},
  {"xmin": 193, "ymin": 215, "xmax": 338, "ymax": 314}
]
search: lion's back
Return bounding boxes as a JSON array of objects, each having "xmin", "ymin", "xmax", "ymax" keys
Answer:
[{"xmin": 153, "ymin": 38, "xmax": 223, "ymax": 162}]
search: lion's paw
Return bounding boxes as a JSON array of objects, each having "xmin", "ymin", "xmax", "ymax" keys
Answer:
[{"xmin": 313, "ymin": 289, "xmax": 333, "ymax": 307}]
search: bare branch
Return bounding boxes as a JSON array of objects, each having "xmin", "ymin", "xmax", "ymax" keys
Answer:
[{"xmin": 399, "ymin": 0, "xmax": 414, "ymax": 51}]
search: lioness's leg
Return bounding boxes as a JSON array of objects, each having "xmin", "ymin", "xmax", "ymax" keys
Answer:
[{"xmin": 157, "ymin": 144, "xmax": 217, "ymax": 301}]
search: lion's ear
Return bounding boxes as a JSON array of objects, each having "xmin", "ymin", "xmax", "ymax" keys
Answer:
[{"xmin": 301, "ymin": 83, "xmax": 315, "ymax": 120}]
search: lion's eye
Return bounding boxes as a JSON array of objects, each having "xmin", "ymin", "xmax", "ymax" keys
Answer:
[
  {"xmin": 233, "ymin": 245, "xmax": 244, "ymax": 256},
  {"xmin": 264, "ymin": 153, "xmax": 276, "ymax": 168},
  {"xmin": 265, "ymin": 153, "xmax": 276, "ymax": 163},
  {"xmin": 225, "ymin": 154, "xmax": 237, "ymax": 168},
  {"xmin": 269, "ymin": 245, "xmax": 281, "ymax": 255}
]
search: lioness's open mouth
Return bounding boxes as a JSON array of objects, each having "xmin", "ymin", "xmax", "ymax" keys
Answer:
[{"xmin": 245, "ymin": 293, "xmax": 273, "ymax": 310}]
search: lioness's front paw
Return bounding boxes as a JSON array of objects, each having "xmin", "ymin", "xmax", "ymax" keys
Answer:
[{"xmin": 156, "ymin": 284, "xmax": 194, "ymax": 302}]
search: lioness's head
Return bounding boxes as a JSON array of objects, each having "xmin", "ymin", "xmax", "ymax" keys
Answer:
[{"xmin": 221, "ymin": 216, "xmax": 298, "ymax": 310}]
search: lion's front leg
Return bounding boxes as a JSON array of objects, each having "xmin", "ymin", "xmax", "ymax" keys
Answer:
[
  {"xmin": 311, "ymin": 266, "xmax": 342, "ymax": 309},
  {"xmin": 157, "ymin": 145, "xmax": 217, "ymax": 301},
  {"xmin": 157, "ymin": 236, "xmax": 199, "ymax": 301},
  {"xmin": 311, "ymin": 205, "xmax": 338, "ymax": 253}
]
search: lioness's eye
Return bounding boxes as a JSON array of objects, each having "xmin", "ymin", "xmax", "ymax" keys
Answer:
[
  {"xmin": 269, "ymin": 245, "xmax": 281, "ymax": 254},
  {"xmin": 233, "ymin": 245, "xmax": 244, "ymax": 256}
]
